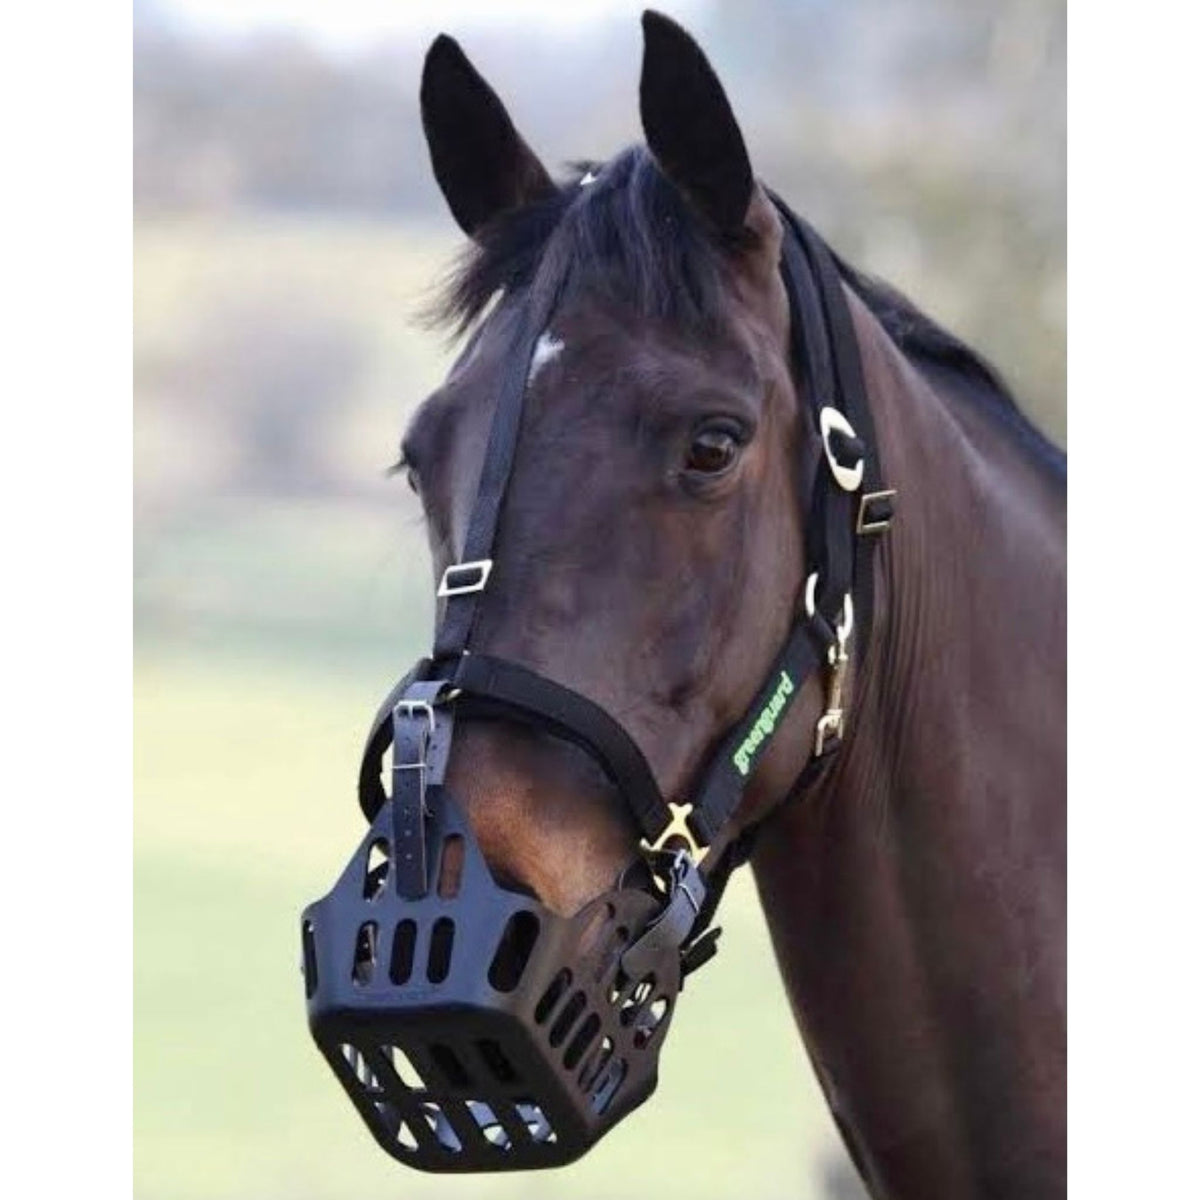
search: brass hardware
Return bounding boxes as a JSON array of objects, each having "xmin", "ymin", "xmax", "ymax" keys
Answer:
[
  {"xmin": 856, "ymin": 489, "xmax": 897, "ymax": 535},
  {"xmin": 814, "ymin": 610, "xmax": 852, "ymax": 758},
  {"xmin": 648, "ymin": 800, "xmax": 705, "ymax": 861}
]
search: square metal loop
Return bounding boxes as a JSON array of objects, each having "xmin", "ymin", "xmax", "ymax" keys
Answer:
[
  {"xmin": 856, "ymin": 489, "xmax": 897, "ymax": 535},
  {"xmin": 437, "ymin": 559, "xmax": 494, "ymax": 598}
]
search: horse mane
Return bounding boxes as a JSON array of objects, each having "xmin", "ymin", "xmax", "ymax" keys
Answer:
[{"xmin": 430, "ymin": 145, "xmax": 1064, "ymax": 476}]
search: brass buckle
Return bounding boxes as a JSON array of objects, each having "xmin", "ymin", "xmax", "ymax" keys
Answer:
[
  {"xmin": 856, "ymin": 489, "xmax": 897, "ymax": 535},
  {"xmin": 647, "ymin": 800, "xmax": 705, "ymax": 861}
]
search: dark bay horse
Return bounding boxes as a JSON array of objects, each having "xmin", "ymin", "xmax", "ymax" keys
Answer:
[{"xmin": 399, "ymin": 12, "xmax": 1065, "ymax": 1198}]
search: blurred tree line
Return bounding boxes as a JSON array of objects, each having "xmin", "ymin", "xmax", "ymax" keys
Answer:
[
  {"xmin": 134, "ymin": 0, "xmax": 1064, "ymax": 443},
  {"xmin": 134, "ymin": 0, "xmax": 1063, "ymax": 559}
]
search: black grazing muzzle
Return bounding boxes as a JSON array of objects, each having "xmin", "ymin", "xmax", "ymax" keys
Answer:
[
  {"xmin": 300, "ymin": 197, "xmax": 894, "ymax": 1172},
  {"xmin": 302, "ymin": 663, "xmax": 716, "ymax": 1172}
]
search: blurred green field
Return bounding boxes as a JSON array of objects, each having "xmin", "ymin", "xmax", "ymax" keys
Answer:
[
  {"xmin": 134, "ymin": 649, "xmax": 850, "ymax": 1200},
  {"xmin": 133, "ymin": 215, "xmax": 866, "ymax": 1198}
]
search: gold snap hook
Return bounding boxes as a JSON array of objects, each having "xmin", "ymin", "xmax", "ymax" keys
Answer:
[{"xmin": 814, "ymin": 597, "xmax": 853, "ymax": 758}]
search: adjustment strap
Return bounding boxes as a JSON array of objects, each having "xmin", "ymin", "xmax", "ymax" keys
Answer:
[
  {"xmin": 391, "ymin": 701, "xmax": 433, "ymax": 898},
  {"xmin": 432, "ymin": 305, "xmax": 538, "ymax": 660},
  {"xmin": 620, "ymin": 849, "xmax": 707, "ymax": 979},
  {"xmin": 452, "ymin": 653, "xmax": 670, "ymax": 842},
  {"xmin": 433, "ymin": 277, "xmax": 568, "ymax": 662},
  {"xmin": 357, "ymin": 659, "xmax": 432, "ymax": 820},
  {"xmin": 688, "ymin": 616, "xmax": 826, "ymax": 845}
]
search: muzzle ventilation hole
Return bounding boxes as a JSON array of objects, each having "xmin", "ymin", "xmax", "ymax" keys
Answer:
[
  {"xmin": 429, "ymin": 1043, "xmax": 473, "ymax": 1089},
  {"xmin": 351, "ymin": 922, "xmax": 378, "ymax": 986},
  {"xmin": 476, "ymin": 1038, "xmax": 519, "ymax": 1084},
  {"xmin": 386, "ymin": 1044, "xmax": 426, "ymax": 1090},
  {"xmin": 516, "ymin": 1100, "xmax": 556, "ymax": 1144},
  {"xmin": 632, "ymin": 996, "xmax": 670, "ymax": 1048},
  {"xmin": 363, "ymin": 838, "xmax": 390, "ymax": 900},
  {"xmin": 389, "ymin": 919, "xmax": 417, "ymax": 985},
  {"xmin": 589, "ymin": 1058, "xmax": 628, "ymax": 1115},
  {"xmin": 619, "ymin": 975, "xmax": 655, "ymax": 1025},
  {"xmin": 579, "ymin": 1035, "xmax": 614, "ymax": 1091},
  {"xmin": 563, "ymin": 1013, "xmax": 601, "ymax": 1071},
  {"xmin": 534, "ymin": 969, "xmax": 572, "ymax": 1024},
  {"xmin": 301, "ymin": 920, "xmax": 318, "ymax": 999},
  {"xmin": 437, "ymin": 835, "xmax": 465, "ymax": 899},
  {"xmin": 427, "ymin": 917, "xmax": 455, "ymax": 984},
  {"xmin": 548, "ymin": 990, "xmax": 588, "ymax": 1048},
  {"xmin": 488, "ymin": 911, "xmax": 541, "ymax": 992},
  {"xmin": 422, "ymin": 1101, "xmax": 464, "ymax": 1152},
  {"xmin": 340, "ymin": 1043, "xmax": 381, "ymax": 1093}
]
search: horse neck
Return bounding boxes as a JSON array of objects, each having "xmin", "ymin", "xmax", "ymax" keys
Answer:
[{"xmin": 751, "ymin": 290, "xmax": 1066, "ymax": 1199}]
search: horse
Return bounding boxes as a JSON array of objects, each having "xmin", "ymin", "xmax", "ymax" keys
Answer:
[{"xmin": 388, "ymin": 12, "xmax": 1065, "ymax": 1197}]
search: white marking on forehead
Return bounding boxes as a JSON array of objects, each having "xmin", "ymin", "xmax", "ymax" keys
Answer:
[
  {"xmin": 527, "ymin": 332, "xmax": 565, "ymax": 386},
  {"xmin": 579, "ymin": 169, "xmax": 598, "ymax": 186}
]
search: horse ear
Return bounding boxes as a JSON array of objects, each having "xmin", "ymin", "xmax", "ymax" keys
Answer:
[
  {"xmin": 420, "ymin": 35, "xmax": 556, "ymax": 238},
  {"xmin": 638, "ymin": 10, "xmax": 753, "ymax": 235}
]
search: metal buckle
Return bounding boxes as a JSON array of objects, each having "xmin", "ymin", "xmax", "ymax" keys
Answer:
[
  {"xmin": 394, "ymin": 698, "xmax": 436, "ymax": 737},
  {"xmin": 856, "ymin": 489, "xmax": 897, "ymax": 535},
  {"xmin": 391, "ymin": 701, "xmax": 434, "ymax": 781},
  {"xmin": 437, "ymin": 559, "xmax": 493, "ymax": 598},
  {"xmin": 648, "ymin": 800, "xmax": 705, "ymax": 861},
  {"xmin": 819, "ymin": 407, "xmax": 864, "ymax": 492}
]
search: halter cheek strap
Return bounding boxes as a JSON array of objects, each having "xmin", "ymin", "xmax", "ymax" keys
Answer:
[{"xmin": 358, "ymin": 194, "xmax": 895, "ymax": 954}]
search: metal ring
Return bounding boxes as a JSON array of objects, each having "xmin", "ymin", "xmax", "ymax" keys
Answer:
[
  {"xmin": 805, "ymin": 571, "xmax": 853, "ymax": 641},
  {"xmin": 819, "ymin": 407, "xmax": 864, "ymax": 492}
]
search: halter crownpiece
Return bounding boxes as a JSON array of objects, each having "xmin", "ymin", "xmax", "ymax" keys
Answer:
[{"xmin": 300, "ymin": 194, "xmax": 894, "ymax": 1172}]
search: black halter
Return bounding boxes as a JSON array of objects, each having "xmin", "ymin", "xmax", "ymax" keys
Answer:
[{"xmin": 357, "ymin": 194, "xmax": 894, "ymax": 886}]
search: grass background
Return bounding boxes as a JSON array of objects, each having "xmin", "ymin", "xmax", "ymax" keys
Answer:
[{"xmin": 133, "ymin": 651, "xmax": 850, "ymax": 1200}]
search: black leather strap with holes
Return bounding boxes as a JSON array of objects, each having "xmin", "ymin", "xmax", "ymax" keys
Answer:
[{"xmin": 391, "ymin": 708, "xmax": 430, "ymax": 898}]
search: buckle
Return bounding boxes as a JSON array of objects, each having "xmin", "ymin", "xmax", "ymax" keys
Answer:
[
  {"xmin": 437, "ymin": 559, "xmax": 493, "ymax": 597},
  {"xmin": 856, "ymin": 489, "xmax": 897, "ymax": 535},
  {"xmin": 393, "ymin": 698, "xmax": 436, "ymax": 738},
  {"xmin": 648, "ymin": 800, "xmax": 705, "ymax": 861},
  {"xmin": 819, "ymin": 407, "xmax": 864, "ymax": 492}
]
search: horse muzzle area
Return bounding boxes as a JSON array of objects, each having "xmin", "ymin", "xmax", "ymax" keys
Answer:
[{"xmin": 300, "ymin": 724, "xmax": 695, "ymax": 1172}]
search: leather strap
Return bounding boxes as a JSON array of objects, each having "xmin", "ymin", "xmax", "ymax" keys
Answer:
[{"xmin": 451, "ymin": 654, "xmax": 670, "ymax": 843}]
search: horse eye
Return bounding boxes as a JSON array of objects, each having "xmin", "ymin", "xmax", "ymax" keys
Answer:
[
  {"xmin": 405, "ymin": 468, "xmax": 420, "ymax": 495},
  {"xmin": 685, "ymin": 427, "xmax": 740, "ymax": 476}
]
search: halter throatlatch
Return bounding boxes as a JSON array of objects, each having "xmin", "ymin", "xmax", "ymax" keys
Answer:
[{"xmin": 301, "ymin": 195, "xmax": 894, "ymax": 1171}]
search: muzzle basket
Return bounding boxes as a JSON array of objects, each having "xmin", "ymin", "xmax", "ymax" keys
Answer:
[{"xmin": 301, "ymin": 794, "xmax": 680, "ymax": 1171}]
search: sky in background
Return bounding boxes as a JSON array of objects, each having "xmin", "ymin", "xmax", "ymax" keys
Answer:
[{"xmin": 161, "ymin": 0, "xmax": 705, "ymax": 47}]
